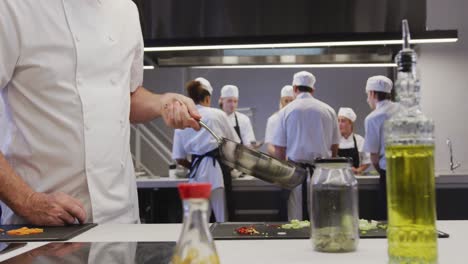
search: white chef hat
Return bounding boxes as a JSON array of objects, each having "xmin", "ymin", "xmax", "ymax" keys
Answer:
[
  {"xmin": 338, "ymin": 107, "xmax": 357, "ymax": 123},
  {"xmin": 292, "ymin": 71, "xmax": 316, "ymax": 89},
  {"xmin": 221, "ymin": 85, "xmax": 239, "ymax": 98},
  {"xmin": 365, "ymin": 75, "xmax": 393, "ymax": 93},
  {"xmin": 195, "ymin": 77, "xmax": 213, "ymax": 95},
  {"xmin": 281, "ymin": 85, "xmax": 294, "ymax": 97}
]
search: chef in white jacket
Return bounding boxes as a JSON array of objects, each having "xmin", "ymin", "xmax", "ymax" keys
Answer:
[
  {"xmin": 265, "ymin": 85, "xmax": 294, "ymax": 155},
  {"xmin": 219, "ymin": 85, "xmax": 256, "ymax": 147},
  {"xmin": 272, "ymin": 71, "xmax": 340, "ymax": 221},
  {"xmin": 363, "ymin": 75, "xmax": 400, "ymax": 220},
  {"xmin": 337, "ymin": 107, "xmax": 371, "ymax": 175},
  {"xmin": 173, "ymin": 78, "xmax": 240, "ymax": 222},
  {"xmin": 0, "ymin": 1, "xmax": 200, "ymax": 225}
]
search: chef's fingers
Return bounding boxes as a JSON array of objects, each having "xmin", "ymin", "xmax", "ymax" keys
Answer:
[
  {"xmin": 176, "ymin": 100, "xmax": 198, "ymax": 130},
  {"xmin": 180, "ymin": 103, "xmax": 201, "ymax": 130},
  {"xmin": 164, "ymin": 102, "xmax": 175, "ymax": 127},
  {"xmin": 56, "ymin": 194, "xmax": 87, "ymax": 224},
  {"xmin": 178, "ymin": 95, "xmax": 201, "ymax": 121},
  {"xmin": 174, "ymin": 98, "xmax": 200, "ymax": 130},
  {"xmin": 45, "ymin": 215, "xmax": 66, "ymax": 226},
  {"xmin": 57, "ymin": 210, "xmax": 77, "ymax": 225},
  {"xmin": 173, "ymin": 101, "xmax": 184, "ymax": 128}
]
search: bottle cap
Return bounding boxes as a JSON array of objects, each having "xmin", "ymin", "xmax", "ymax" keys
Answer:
[{"xmin": 178, "ymin": 183, "xmax": 211, "ymax": 199}]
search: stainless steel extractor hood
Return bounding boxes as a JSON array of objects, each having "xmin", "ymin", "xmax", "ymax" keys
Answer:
[{"xmin": 133, "ymin": 0, "xmax": 458, "ymax": 68}]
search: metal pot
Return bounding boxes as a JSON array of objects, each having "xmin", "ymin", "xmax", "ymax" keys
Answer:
[{"xmin": 199, "ymin": 121, "xmax": 306, "ymax": 190}]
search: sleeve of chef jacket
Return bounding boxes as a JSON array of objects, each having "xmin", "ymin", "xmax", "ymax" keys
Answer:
[
  {"xmin": 172, "ymin": 129, "xmax": 187, "ymax": 160},
  {"xmin": 271, "ymin": 110, "xmax": 287, "ymax": 147},
  {"xmin": 264, "ymin": 116, "xmax": 274, "ymax": 144},
  {"xmin": 0, "ymin": 2, "xmax": 20, "ymax": 92},
  {"xmin": 357, "ymin": 135, "xmax": 372, "ymax": 165},
  {"xmin": 129, "ymin": 3, "xmax": 144, "ymax": 93},
  {"xmin": 363, "ymin": 116, "xmax": 380, "ymax": 154}
]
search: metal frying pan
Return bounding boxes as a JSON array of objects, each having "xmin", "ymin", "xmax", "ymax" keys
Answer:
[{"xmin": 199, "ymin": 120, "xmax": 306, "ymax": 190}]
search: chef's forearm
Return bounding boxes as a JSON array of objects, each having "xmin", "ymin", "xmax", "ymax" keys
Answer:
[
  {"xmin": 0, "ymin": 152, "xmax": 35, "ymax": 216},
  {"xmin": 356, "ymin": 164, "xmax": 370, "ymax": 174},
  {"xmin": 370, "ymin": 153, "xmax": 381, "ymax": 171},
  {"xmin": 129, "ymin": 86, "xmax": 163, "ymax": 123}
]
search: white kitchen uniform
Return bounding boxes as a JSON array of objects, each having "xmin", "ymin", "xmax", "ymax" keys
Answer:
[
  {"xmin": 272, "ymin": 92, "xmax": 340, "ymax": 220},
  {"xmin": 363, "ymin": 100, "xmax": 401, "ymax": 170},
  {"xmin": 339, "ymin": 133, "xmax": 371, "ymax": 166},
  {"xmin": 0, "ymin": 0, "xmax": 143, "ymax": 224},
  {"xmin": 264, "ymin": 112, "xmax": 280, "ymax": 144},
  {"xmin": 172, "ymin": 105, "xmax": 240, "ymax": 222},
  {"xmin": 227, "ymin": 111, "xmax": 256, "ymax": 146},
  {"xmin": 0, "ymin": 98, "xmax": 9, "ymax": 150}
]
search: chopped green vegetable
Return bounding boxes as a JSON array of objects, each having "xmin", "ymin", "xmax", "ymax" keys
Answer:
[
  {"xmin": 281, "ymin": 219, "xmax": 310, "ymax": 229},
  {"xmin": 359, "ymin": 219, "xmax": 379, "ymax": 231},
  {"xmin": 313, "ymin": 227, "xmax": 357, "ymax": 252}
]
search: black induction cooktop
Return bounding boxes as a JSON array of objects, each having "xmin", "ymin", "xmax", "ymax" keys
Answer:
[{"xmin": 0, "ymin": 242, "xmax": 176, "ymax": 264}]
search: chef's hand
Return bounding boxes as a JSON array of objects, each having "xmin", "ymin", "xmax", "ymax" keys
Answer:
[
  {"xmin": 160, "ymin": 93, "xmax": 201, "ymax": 130},
  {"xmin": 352, "ymin": 167, "xmax": 362, "ymax": 175},
  {"xmin": 21, "ymin": 192, "xmax": 86, "ymax": 226}
]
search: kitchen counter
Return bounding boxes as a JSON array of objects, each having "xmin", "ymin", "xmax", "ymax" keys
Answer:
[
  {"xmin": 137, "ymin": 173, "xmax": 468, "ymax": 190},
  {"xmin": 0, "ymin": 221, "xmax": 466, "ymax": 263}
]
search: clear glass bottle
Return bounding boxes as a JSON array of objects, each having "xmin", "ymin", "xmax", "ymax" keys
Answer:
[
  {"xmin": 171, "ymin": 183, "xmax": 220, "ymax": 264},
  {"xmin": 385, "ymin": 20, "xmax": 438, "ymax": 263},
  {"xmin": 310, "ymin": 158, "xmax": 359, "ymax": 253}
]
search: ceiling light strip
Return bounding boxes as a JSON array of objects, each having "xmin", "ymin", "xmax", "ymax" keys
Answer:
[
  {"xmin": 144, "ymin": 38, "xmax": 457, "ymax": 52},
  {"xmin": 189, "ymin": 63, "xmax": 397, "ymax": 69}
]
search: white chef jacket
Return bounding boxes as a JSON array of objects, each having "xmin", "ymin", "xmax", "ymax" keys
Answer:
[
  {"xmin": 0, "ymin": 98, "xmax": 9, "ymax": 149},
  {"xmin": 272, "ymin": 93, "xmax": 340, "ymax": 162},
  {"xmin": 363, "ymin": 100, "xmax": 401, "ymax": 170},
  {"xmin": 264, "ymin": 112, "xmax": 279, "ymax": 144},
  {"xmin": 226, "ymin": 111, "xmax": 256, "ymax": 145},
  {"xmin": 339, "ymin": 133, "xmax": 371, "ymax": 166},
  {"xmin": 172, "ymin": 105, "xmax": 240, "ymax": 190},
  {"xmin": 0, "ymin": 0, "xmax": 143, "ymax": 224}
]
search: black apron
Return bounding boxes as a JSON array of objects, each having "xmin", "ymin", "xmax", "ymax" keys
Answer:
[
  {"xmin": 377, "ymin": 168, "xmax": 388, "ymax": 221},
  {"xmin": 188, "ymin": 148, "xmax": 233, "ymax": 221},
  {"xmin": 337, "ymin": 135, "xmax": 360, "ymax": 168},
  {"xmin": 286, "ymin": 161, "xmax": 315, "ymax": 221},
  {"xmin": 233, "ymin": 113, "xmax": 243, "ymax": 145}
]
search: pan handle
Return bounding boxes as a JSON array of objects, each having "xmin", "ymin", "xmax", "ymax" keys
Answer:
[{"xmin": 199, "ymin": 120, "xmax": 223, "ymax": 144}]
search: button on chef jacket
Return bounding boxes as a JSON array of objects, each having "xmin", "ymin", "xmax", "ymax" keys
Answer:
[
  {"xmin": 226, "ymin": 112, "xmax": 256, "ymax": 145},
  {"xmin": 0, "ymin": 0, "xmax": 144, "ymax": 224},
  {"xmin": 272, "ymin": 93, "xmax": 340, "ymax": 162},
  {"xmin": 172, "ymin": 106, "xmax": 240, "ymax": 190},
  {"xmin": 363, "ymin": 100, "xmax": 401, "ymax": 170}
]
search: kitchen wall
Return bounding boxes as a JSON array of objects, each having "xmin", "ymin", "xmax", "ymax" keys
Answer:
[
  {"xmin": 140, "ymin": 0, "xmax": 468, "ymax": 175},
  {"xmin": 419, "ymin": 0, "xmax": 468, "ymax": 174}
]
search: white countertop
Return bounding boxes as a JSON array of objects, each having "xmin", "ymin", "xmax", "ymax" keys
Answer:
[{"xmin": 0, "ymin": 221, "xmax": 466, "ymax": 263}]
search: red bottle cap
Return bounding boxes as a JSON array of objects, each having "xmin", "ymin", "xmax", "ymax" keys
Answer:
[{"xmin": 178, "ymin": 183, "xmax": 211, "ymax": 199}]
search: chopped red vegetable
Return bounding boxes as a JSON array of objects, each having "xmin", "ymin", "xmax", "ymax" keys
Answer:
[{"xmin": 235, "ymin": 226, "xmax": 260, "ymax": 235}]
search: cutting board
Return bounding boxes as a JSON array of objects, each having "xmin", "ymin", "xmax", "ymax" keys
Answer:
[
  {"xmin": 0, "ymin": 223, "xmax": 97, "ymax": 242},
  {"xmin": 210, "ymin": 222, "xmax": 449, "ymax": 240}
]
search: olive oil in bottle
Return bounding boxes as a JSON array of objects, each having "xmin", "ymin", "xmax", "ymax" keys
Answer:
[
  {"xmin": 385, "ymin": 20, "xmax": 438, "ymax": 263},
  {"xmin": 386, "ymin": 145, "xmax": 437, "ymax": 263}
]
